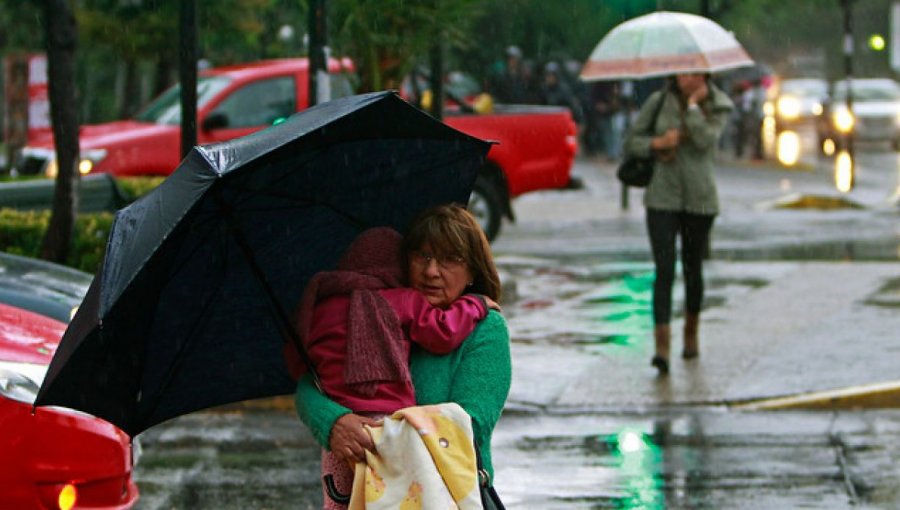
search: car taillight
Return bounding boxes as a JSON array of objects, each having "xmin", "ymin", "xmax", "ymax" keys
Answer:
[{"xmin": 566, "ymin": 120, "xmax": 578, "ymax": 153}]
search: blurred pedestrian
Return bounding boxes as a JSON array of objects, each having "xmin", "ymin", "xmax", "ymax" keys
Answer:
[
  {"xmin": 623, "ymin": 72, "xmax": 733, "ymax": 375},
  {"xmin": 539, "ymin": 61, "xmax": 583, "ymax": 125},
  {"xmin": 738, "ymin": 78, "xmax": 766, "ymax": 159},
  {"xmin": 488, "ymin": 45, "xmax": 532, "ymax": 104},
  {"xmin": 588, "ymin": 81, "xmax": 627, "ymax": 161}
]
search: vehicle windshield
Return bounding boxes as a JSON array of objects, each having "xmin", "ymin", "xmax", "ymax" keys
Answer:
[
  {"xmin": 832, "ymin": 81, "xmax": 900, "ymax": 102},
  {"xmin": 781, "ymin": 80, "xmax": 827, "ymax": 97},
  {"xmin": 134, "ymin": 76, "xmax": 232, "ymax": 124}
]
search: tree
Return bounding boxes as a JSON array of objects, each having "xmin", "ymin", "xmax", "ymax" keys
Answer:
[
  {"xmin": 39, "ymin": 0, "xmax": 79, "ymax": 264},
  {"xmin": 328, "ymin": 0, "xmax": 482, "ymax": 92}
]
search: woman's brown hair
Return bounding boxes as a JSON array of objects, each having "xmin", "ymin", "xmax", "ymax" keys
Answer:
[{"xmin": 403, "ymin": 204, "xmax": 502, "ymax": 302}]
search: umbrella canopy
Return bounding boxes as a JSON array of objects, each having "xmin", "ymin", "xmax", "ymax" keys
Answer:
[
  {"xmin": 34, "ymin": 91, "xmax": 491, "ymax": 437},
  {"xmin": 580, "ymin": 11, "xmax": 754, "ymax": 82}
]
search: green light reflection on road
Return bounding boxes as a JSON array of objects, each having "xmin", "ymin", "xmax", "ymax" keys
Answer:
[{"xmin": 605, "ymin": 427, "xmax": 665, "ymax": 510}]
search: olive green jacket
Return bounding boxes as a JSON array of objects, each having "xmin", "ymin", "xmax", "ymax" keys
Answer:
[{"xmin": 624, "ymin": 83, "xmax": 733, "ymax": 215}]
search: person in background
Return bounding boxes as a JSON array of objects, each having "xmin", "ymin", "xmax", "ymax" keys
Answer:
[
  {"xmin": 539, "ymin": 61, "xmax": 583, "ymax": 126},
  {"xmin": 293, "ymin": 205, "xmax": 511, "ymax": 509},
  {"xmin": 488, "ymin": 45, "xmax": 532, "ymax": 104},
  {"xmin": 623, "ymin": 73, "xmax": 733, "ymax": 375}
]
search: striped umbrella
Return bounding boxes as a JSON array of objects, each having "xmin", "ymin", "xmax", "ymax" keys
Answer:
[{"xmin": 581, "ymin": 11, "xmax": 754, "ymax": 82}]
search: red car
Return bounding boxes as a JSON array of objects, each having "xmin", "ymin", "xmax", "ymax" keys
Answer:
[
  {"xmin": 0, "ymin": 269, "xmax": 138, "ymax": 509},
  {"xmin": 15, "ymin": 58, "xmax": 576, "ymax": 241}
]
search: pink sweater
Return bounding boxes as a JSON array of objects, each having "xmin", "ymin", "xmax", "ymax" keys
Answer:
[{"xmin": 306, "ymin": 289, "xmax": 487, "ymax": 413}]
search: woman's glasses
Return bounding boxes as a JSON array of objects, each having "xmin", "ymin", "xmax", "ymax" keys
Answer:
[{"xmin": 410, "ymin": 251, "xmax": 466, "ymax": 270}]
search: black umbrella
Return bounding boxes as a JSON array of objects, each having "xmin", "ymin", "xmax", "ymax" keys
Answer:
[{"xmin": 34, "ymin": 91, "xmax": 491, "ymax": 437}]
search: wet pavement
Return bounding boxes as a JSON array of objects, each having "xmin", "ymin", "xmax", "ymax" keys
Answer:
[{"xmin": 132, "ymin": 151, "xmax": 900, "ymax": 509}]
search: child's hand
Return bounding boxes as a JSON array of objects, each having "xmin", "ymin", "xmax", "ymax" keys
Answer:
[{"xmin": 484, "ymin": 296, "xmax": 502, "ymax": 312}]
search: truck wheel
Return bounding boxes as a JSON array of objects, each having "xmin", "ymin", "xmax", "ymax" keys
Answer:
[{"xmin": 469, "ymin": 177, "xmax": 502, "ymax": 242}]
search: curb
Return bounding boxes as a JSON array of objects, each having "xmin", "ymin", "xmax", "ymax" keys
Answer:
[{"xmin": 731, "ymin": 381, "xmax": 900, "ymax": 410}]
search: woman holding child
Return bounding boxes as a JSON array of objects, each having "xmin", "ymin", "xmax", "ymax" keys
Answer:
[{"xmin": 292, "ymin": 204, "xmax": 511, "ymax": 509}]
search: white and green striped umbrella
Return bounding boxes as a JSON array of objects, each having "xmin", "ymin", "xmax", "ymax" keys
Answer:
[{"xmin": 581, "ymin": 11, "xmax": 754, "ymax": 82}]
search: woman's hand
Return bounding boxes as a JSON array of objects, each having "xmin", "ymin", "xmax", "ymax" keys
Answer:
[
  {"xmin": 688, "ymin": 83, "xmax": 709, "ymax": 106},
  {"xmin": 652, "ymin": 128, "xmax": 681, "ymax": 150},
  {"xmin": 329, "ymin": 413, "xmax": 380, "ymax": 465},
  {"xmin": 484, "ymin": 296, "xmax": 502, "ymax": 312}
]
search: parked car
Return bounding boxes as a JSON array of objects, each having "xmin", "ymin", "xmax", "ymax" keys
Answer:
[
  {"xmin": 0, "ymin": 253, "xmax": 139, "ymax": 509},
  {"xmin": 14, "ymin": 58, "xmax": 577, "ymax": 241},
  {"xmin": 0, "ymin": 251, "xmax": 91, "ymax": 322},
  {"xmin": 818, "ymin": 78, "xmax": 900, "ymax": 151}
]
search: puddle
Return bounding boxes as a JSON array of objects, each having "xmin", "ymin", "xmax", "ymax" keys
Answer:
[
  {"xmin": 492, "ymin": 410, "xmax": 885, "ymax": 509},
  {"xmin": 500, "ymin": 258, "xmax": 775, "ymax": 353}
]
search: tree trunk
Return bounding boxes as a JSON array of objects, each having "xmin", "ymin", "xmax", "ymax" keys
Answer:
[
  {"xmin": 120, "ymin": 58, "xmax": 140, "ymax": 118},
  {"xmin": 154, "ymin": 57, "xmax": 174, "ymax": 96},
  {"xmin": 39, "ymin": 0, "xmax": 79, "ymax": 264}
]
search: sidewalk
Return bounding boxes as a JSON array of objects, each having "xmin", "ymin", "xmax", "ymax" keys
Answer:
[
  {"xmin": 496, "ymin": 155, "xmax": 900, "ymax": 410},
  {"xmin": 554, "ymin": 261, "xmax": 900, "ymax": 409}
]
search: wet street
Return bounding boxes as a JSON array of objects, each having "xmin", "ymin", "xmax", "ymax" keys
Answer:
[{"xmin": 133, "ymin": 147, "xmax": 900, "ymax": 509}]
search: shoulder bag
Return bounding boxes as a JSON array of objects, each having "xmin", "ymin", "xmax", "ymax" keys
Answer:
[{"xmin": 617, "ymin": 91, "xmax": 667, "ymax": 188}]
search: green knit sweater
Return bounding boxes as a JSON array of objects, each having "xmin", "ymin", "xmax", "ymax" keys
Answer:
[{"xmin": 294, "ymin": 310, "xmax": 511, "ymax": 479}]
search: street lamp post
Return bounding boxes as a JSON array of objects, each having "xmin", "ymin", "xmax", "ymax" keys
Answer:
[
  {"xmin": 179, "ymin": 0, "xmax": 198, "ymax": 160},
  {"xmin": 307, "ymin": 0, "xmax": 329, "ymax": 107},
  {"xmin": 837, "ymin": 0, "xmax": 856, "ymax": 192}
]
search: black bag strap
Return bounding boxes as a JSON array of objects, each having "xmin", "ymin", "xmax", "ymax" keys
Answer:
[
  {"xmin": 645, "ymin": 90, "xmax": 666, "ymax": 135},
  {"xmin": 474, "ymin": 439, "xmax": 507, "ymax": 510},
  {"xmin": 474, "ymin": 439, "xmax": 490, "ymax": 487}
]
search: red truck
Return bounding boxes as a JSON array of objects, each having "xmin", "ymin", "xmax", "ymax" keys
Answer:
[{"xmin": 13, "ymin": 58, "xmax": 577, "ymax": 240}]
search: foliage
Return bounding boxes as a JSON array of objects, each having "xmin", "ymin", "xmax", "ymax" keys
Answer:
[
  {"xmin": 1, "ymin": 1, "xmax": 894, "ymax": 128},
  {"xmin": 329, "ymin": 0, "xmax": 482, "ymax": 92},
  {"xmin": 116, "ymin": 176, "xmax": 165, "ymax": 201},
  {"xmin": 0, "ymin": 209, "xmax": 47, "ymax": 258},
  {"xmin": 0, "ymin": 2, "xmax": 43, "ymax": 51},
  {"xmin": 77, "ymin": 0, "xmax": 180, "ymax": 62},
  {"xmin": 721, "ymin": 0, "xmax": 895, "ymax": 80},
  {"xmin": 0, "ymin": 208, "xmax": 113, "ymax": 273}
]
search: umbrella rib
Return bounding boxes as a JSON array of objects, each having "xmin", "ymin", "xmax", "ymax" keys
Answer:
[
  {"xmin": 222, "ymin": 184, "xmax": 370, "ymax": 229},
  {"xmin": 213, "ymin": 187, "xmax": 326, "ymax": 389},
  {"xmin": 215, "ymin": 161, "xmax": 369, "ymax": 230},
  {"xmin": 138, "ymin": 253, "xmax": 227, "ymax": 428}
]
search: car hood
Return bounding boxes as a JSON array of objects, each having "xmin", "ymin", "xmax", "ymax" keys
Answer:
[
  {"xmin": 0, "ymin": 303, "xmax": 64, "ymax": 365},
  {"xmin": 27, "ymin": 120, "xmax": 176, "ymax": 150},
  {"xmin": 0, "ymin": 252, "xmax": 90, "ymax": 322},
  {"xmin": 847, "ymin": 101, "xmax": 900, "ymax": 116}
]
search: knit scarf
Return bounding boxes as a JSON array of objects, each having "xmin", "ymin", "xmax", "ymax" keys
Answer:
[{"xmin": 296, "ymin": 268, "xmax": 409, "ymax": 396}]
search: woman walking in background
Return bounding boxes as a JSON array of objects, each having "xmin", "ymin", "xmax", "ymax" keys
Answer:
[{"xmin": 624, "ymin": 72, "xmax": 733, "ymax": 375}]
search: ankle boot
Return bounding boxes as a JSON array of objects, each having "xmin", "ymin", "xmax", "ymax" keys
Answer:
[
  {"xmin": 683, "ymin": 313, "xmax": 699, "ymax": 359},
  {"xmin": 651, "ymin": 324, "xmax": 671, "ymax": 374}
]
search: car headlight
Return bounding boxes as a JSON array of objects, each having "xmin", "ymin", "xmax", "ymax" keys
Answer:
[
  {"xmin": 0, "ymin": 361, "xmax": 48, "ymax": 405},
  {"xmin": 44, "ymin": 149, "xmax": 108, "ymax": 178},
  {"xmin": 833, "ymin": 108, "xmax": 855, "ymax": 133},
  {"xmin": 777, "ymin": 96, "xmax": 801, "ymax": 120}
]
